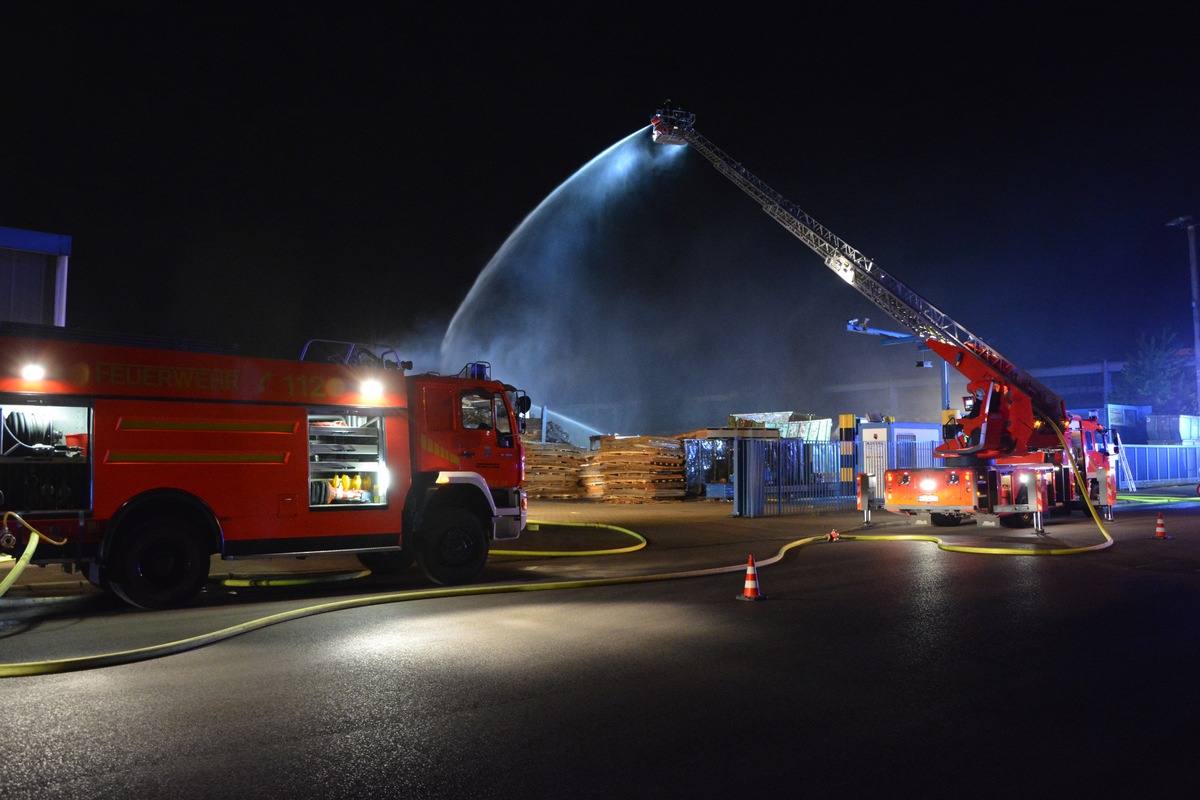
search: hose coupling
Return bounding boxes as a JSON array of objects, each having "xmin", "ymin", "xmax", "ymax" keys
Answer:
[{"xmin": 1, "ymin": 530, "xmax": 16, "ymax": 550}]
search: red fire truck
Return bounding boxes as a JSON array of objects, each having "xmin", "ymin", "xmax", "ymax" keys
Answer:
[
  {"xmin": 651, "ymin": 106, "xmax": 1116, "ymax": 530},
  {"xmin": 879, "ymin": 339, "xmax": 1116, "ymax": 529},
  {"xmin": 0, "ymin": 326, "xmax": 530, "ymax": 608}
]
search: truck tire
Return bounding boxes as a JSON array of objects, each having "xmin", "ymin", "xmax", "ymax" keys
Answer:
[
  {"xmin": 416, "ymin": 507, "xmax": 487, "ymax": 585},
  {"xmin": 356, "ymin": 550, "xmax": 417, "ymax": 575},
  {"xmin": 930, "ymin": 513, "xmax": 963, "ymax": 527},
  {"xmin": 108, "ymin": 516, "xmax": 210, "ymax": 609}
]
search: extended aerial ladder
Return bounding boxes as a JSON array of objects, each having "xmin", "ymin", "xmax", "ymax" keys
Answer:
[{"xmin": 650, "ymin": 106, "xmax": 1115, "ymax": 524}]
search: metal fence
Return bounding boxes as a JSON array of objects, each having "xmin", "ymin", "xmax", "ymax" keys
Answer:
[
  {"xmin": 733, "ymin": 439, "xmax": 855, "ymax": 517},
  {"xmin": 861, "ymin": 439, "xmax": 937, "ymax": 495},
  {"xmin": 1118, "ymin": 444, "xmax": 1200, "ymax": 489},
  {"xmin": 726, "ymin": 439, "xmax": 1200, "ymax": 518}
]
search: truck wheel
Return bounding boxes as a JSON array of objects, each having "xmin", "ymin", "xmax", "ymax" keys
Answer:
[
  {"xmin": 416, "ymin": 508, "xmax": 487, "ymax": 585},
  {"xmin": 999, "ymin": 513, "xmax": 1035, "ymax": 529},
  {"xmin": 356, "ymin": 550, "xmax": 417, "ymax": 575},
  {"xmin": 108, "ymin": 517, "xmax": 210, "ymax": 609},
  {"xmin": 930, "ymin": 513, "xmax": 962, "ymax": 527}
]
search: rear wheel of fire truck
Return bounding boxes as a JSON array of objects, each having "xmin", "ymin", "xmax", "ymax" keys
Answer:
[
  {"xmin": 930, "ymin": 513, "xmax": 963, "ymax": 527},
  {"xmin": 356, "ymin": 550, "xmax": 417, "ymax": 575},
  {"xmin": 416, "ymin": 507, "xmax": 487, "ymax": 585},
  {"xmin": 999, "ymin": 513, "xmax": 1035, "ymax": 528},
  {"xmin": 108, "ymin": 517, "xmax": 211, "ymax": 609}
]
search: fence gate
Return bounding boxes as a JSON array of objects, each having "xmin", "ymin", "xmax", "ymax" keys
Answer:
[{"xmin": 733, "ymin": 439, "xmax": 857, "ymax": 517}]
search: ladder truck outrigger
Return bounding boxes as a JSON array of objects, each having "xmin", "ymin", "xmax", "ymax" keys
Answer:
[{"xmin": 650, "ymin": 106, "xmax": 1116, "ymax": 531}]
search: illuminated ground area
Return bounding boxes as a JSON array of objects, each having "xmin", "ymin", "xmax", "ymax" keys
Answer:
[{"xmin": 1, "ymin": 500, "xmax": 1197, "ymax": 797}]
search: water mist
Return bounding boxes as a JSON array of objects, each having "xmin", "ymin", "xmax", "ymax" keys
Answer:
[{"xmin": 437, "ymin": 127, "xmax": 951, "ymax": 435}]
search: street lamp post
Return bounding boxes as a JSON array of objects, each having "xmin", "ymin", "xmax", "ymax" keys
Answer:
[{"xmin": 1167, "ymin": 215, "xmax": 1200, "ymax": 412}]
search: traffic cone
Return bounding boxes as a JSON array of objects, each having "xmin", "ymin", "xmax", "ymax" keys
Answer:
[
  {"xmin": 1154, "ymin": 512, "xmax": 1170, "ymax": 540},
  {"xmin": 736, "ymin": 555, "xmax": 766, "ymax": 601}
]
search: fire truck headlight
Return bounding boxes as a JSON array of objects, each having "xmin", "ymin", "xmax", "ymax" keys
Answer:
[
  {"xmin": 21, "ymin": 364, "xmax": 45, "ymax": 381},
  {"xmin": 360, "ymin": 379, "xmax": 383, "ymax": 400},
  {"xmin": 919, "ymin": 478, "xmax": 937, "ymax": 492}
]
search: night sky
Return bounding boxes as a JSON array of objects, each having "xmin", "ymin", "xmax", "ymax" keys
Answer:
[{"xmin": 4, "ymin": 2, "xmax": 1198, "ymax": 432}]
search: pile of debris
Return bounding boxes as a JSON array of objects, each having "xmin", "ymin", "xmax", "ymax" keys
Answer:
[
  {"xmin": 581, "ymin": 435, "xmax": 686, "ymax": 503},
  {"xmin": 522, "ymin": 441, "xmax": 588, "ymax": 499},
  {"xmin": 727, "ymin": 411, "xmax": 832, "ymax": 440}
]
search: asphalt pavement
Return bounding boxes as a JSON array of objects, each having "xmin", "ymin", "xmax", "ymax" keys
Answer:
[
  {"xmin": 2, "ymin": 488, "xmax": 1198, "ymax": 634},
  {"xmin": 4, "ymin": 489, "xmax": 1200, "ymax": 798},
  {"xmin": 4, "ymin": 489, "xmax": 1199, "ymax": 597}
]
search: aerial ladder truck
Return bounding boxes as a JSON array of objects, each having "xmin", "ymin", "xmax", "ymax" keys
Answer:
[{"xmin": 650, "ymin": 107, "xmax": 1116, "ymax": 530}]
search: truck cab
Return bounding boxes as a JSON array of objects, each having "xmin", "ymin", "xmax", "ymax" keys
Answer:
[{"xmin": 409, "ymin": 364, "xmax": 529, "ymax": 540}]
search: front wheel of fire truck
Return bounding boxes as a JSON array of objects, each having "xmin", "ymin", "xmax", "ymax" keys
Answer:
[
  {"xmin": 416, "ymin": 507, "xmax": 488, "ymax": 586},
  {"xmin": 108, "ymin": 517, "xmax": 211, "ymax": 609}
]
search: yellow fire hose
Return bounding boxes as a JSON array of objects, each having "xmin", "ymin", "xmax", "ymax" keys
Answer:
[
  {"xmin": 492, "ymin": 520, "xmax": 648, "ymax": 557},
  {"xmin": 1117, "ymin": 493, "xmax": 1197, "ymax": 505},
  {"xmin": 0, "ymin": 427, "xmax": 1121, "ymax": 679},
  {"xmin": 0, "ymin": 512, "xmax": 68, "ymax": 599},
  {"xmin": 210, "ymin": 520, "xmax": 647, "ymax": 589},
  {"xmin": 0, "ymin": 526, "xmax": 827, "ymax": 678},
  {"xmin": 845, "ymin": 418, "xmax": 1114, "ymax": 555}
]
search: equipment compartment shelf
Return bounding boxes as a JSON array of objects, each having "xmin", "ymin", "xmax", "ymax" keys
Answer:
[
  {"xmin": 307, "ymin": 424, "xmax": 380, "ymax": 436},
  {"xmin": 306, "ymin": 413, "xmax": 386, "ymax": 508},
  {"xmin": 309, "ymin": 442, "xmax": 380, "ymax": 456}
]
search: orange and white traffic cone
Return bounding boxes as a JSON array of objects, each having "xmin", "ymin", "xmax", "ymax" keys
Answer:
[
  {"xmin": 736, "ymin": 555, "xmax": 766, "ymax": 601},
  {"xmin": 1154, "ymin": 512, "xmax": 1170, "ymax": 540}
]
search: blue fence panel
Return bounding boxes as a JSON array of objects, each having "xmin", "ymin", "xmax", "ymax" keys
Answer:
[
  {"xmin": 734, "ymin": 439, "xmax": 859, "ymax": 517},
  {"xmin": 1119, "ymin": 444, "xmax": 1200, "ymax": 489},
  {"xmin": 730, "ymin": 440, "xmax": 1199, "ymax": 518}
]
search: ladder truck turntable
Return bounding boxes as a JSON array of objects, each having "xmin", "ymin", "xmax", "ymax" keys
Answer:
[
  {"xmin": 0, "ymin": 326, "xmax": 532, "ymax": 608},
  {"xmin": 650, "ymin": 107, "xmax": 1116, "ymax": 530}
]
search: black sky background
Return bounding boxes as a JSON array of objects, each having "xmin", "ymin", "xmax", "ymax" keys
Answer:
[{"xmin": 3, "ymin": 1, "xmax": 1198, "ymax": 431}]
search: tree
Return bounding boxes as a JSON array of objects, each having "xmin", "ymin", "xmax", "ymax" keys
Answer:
[{"xmin": 1110, "ymin": 328, "xmax": 1198, "ymax": 414}]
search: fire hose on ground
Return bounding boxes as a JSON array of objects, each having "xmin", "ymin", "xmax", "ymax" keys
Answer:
[
  {"xmin": 0, "ymin": 520, "xmax": 828, "ymax": 678},
  {"xmin": 0, "ymin": 512, "xmax": 68, "ymax": 600},
  {"xmin": 209, "ymin": 520, "xmax": 648, "ymax": 589},
  {"xmin": 845, "ymin": 417, "xmax": 1114, "ymax": 555},
  {"xmin": 0, "ymin": 434, "xmax": 1120, "ymax": 679}
]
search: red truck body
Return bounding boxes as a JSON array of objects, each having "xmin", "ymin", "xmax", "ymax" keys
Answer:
[{"xmin": 0, "ymin": 330, "xmax": 527, "ymax": 607}]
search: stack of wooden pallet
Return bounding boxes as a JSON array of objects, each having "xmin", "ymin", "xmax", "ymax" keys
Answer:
[
  {"xmin": 582, "ymin": 435, "xmax": 686, "ymax": 503},
  {"xmin": 522, "ymin": 441, "xmax": 587, "ymax": 499}
]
